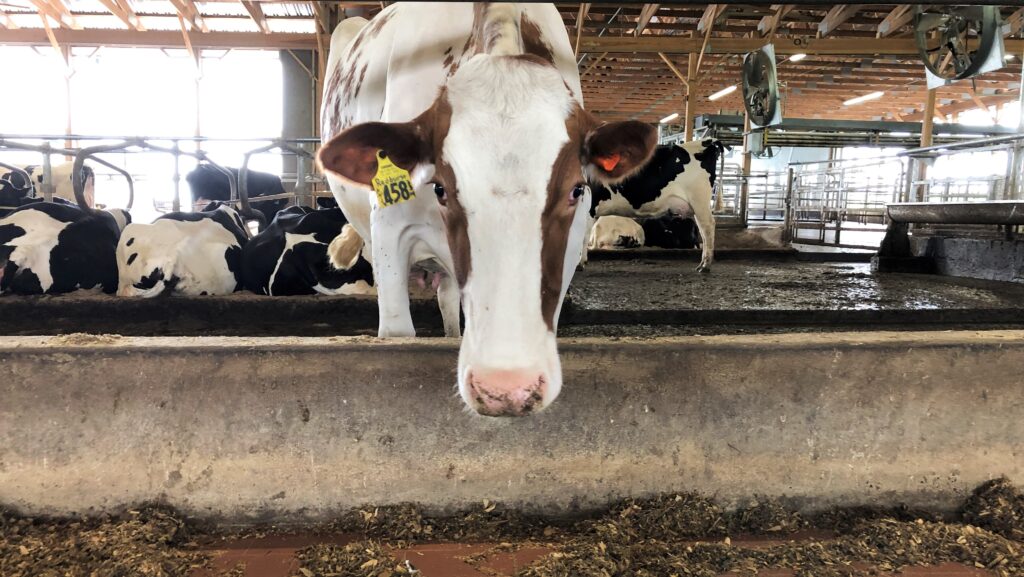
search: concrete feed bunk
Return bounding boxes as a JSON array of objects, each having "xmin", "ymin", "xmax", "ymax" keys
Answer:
[{"xmin": 1, "ymin": 331, "xmax": 1022, "ymax": 522}]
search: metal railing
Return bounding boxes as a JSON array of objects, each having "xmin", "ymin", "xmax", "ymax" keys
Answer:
[
  {"xmin": 0, "ymin": 133, "xmax": 331, "ymax": 226},
  {"xmin": 780, "ymin": 133, "xmax": 1024, "ymax": 249}
]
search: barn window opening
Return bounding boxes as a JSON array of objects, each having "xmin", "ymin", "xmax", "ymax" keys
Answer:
[{"xmin": 0, "ymin": 45, "xmax": 283, "ymax": 223}]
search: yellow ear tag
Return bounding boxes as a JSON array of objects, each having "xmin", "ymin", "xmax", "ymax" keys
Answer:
[{"xmin": 371, "ymin": 150, "xmax": 416, "ymax": 208}]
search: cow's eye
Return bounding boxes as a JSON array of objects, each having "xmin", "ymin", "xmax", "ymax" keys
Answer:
[
  {"xmin": 433, "ymin": 182, "xmax": 447, "ymax": 206},
  {"xmin": 569, "ymin": 183, "xmax": 587, "ymax": 206}
]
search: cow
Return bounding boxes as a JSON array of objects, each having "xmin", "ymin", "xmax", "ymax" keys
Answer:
[
  {"xmin": 642, "ymin": 215, "xmax": 700, "ymax": 249},
  {"xmin": 241, "ymin": 205, "xmax": 375, "ymax": 296},
  {"xmin": 1, "ymin": 162, "xmax": 95, "ymax": 217},
  {"xmin": 185, "ymin": 164, "xmax": 287, "ymax": 224},
  {"xmin": 116, "ymin": 201, "xmax": 249, "ymax": 297},
  {"xmin": 316, "ymin": 4, "xmax": 657, "ymax": 417},
  {"xmin": 588, "ymin": 215, "xmax": 645, "ymax": 250},
  {"xmin": 0, "ymin": 202, "xmax": 129, "ymax": 295},
  {"xmin": 590, "ymin": 139, "xmax": 726, "ymax": 272}
]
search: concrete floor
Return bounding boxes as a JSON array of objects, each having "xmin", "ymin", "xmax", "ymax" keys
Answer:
[
  {"xmin": 4, "ymin": 255, "xmax": 1024, "ymax": 337},
  {"xmin": 568, "ymin": 260, "xmax": 1024, "ymax": 312}
]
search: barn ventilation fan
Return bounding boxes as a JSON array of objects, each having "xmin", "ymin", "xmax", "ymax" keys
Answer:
[
  {"xmin": 741, "ymin": 44, "xmax": 782, "ymax": 129},
  {"xmin": 914, "ymin": 6, "xmax": 1004, "ymax": 88}
]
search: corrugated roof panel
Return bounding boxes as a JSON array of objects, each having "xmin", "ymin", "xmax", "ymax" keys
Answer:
[
  {"xmin": 261, "ymin": 3, "xmax": 314, "ymax": 18},
  {"xmin": 205, "ymin": 16, "xmax": 259, "ymax": 33},
  {"xmin": 74, "ymin": 14, "xmax": 127, "ymax": 29},
  {"xmin": 130, "ymin": 1, "xmax": 178, "ymax": 17},
  {"xmin": 269, "ymin": 19, "xmax": 316, "ymax": 34},
  {"xmin": 200, "ymin": 3, "xmax": 247, "ymax": 17}
]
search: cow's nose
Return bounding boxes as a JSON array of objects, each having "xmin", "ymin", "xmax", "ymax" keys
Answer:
[{"xmin": 466, "ymin": 368, "xmax": 547, "ymax": 417}]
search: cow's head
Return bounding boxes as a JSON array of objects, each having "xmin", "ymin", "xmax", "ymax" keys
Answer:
[{"xmin": 319, "ymin": 54, "xmax": 656, "ymax": 417}]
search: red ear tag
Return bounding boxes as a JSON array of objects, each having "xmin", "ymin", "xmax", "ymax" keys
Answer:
[{"xmin": 596, "ymin": 153, "xmax": 621, "ymax": 172}]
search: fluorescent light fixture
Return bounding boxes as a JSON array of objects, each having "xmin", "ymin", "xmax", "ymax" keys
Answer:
[
  {"xmin": 788, "ymin": 53, "xmax": 807, "ymax": 62},
  {"xmin": 708, "ymin": 85, "xmax": 737, "ymax": 101},
  {"xmin": 843, "ymin": 91, "xmax": 885, "ymax": 106},
  {"xmin": 659, "ymin": 112, "xmax": 680, "ymax": 124}
]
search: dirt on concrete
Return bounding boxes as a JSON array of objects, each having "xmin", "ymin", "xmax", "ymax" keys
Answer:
[{"xmin": 5, "ymin": 481, "xmax": 1024, "ymax": 577}]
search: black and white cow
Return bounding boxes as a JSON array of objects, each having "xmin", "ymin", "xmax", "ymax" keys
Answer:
[
  {"xmin": 116, "ymin": 202, "xmax": 248, "ymax": 297},
  {"xmin": 0, "ymin": 202, "xmax": 130, "ymax": 295},
  {"xmin": 588, "ymin": 215, "xmax": 645, "ymax": 250},
  {"xmin": 241, "ymin": 206, "xmax": 374, "ymax": 296},
  {"xmin": 642, "ymin": 215, "xmax": 700, "ymax": 249},
  {"xmin": 590, "ymin": 138, "xmax": 726, "ymax": 271},
  {"xmin": 186, "ymin": 164, "xmax": 287, "ymax": 223},
  {"xmin": 1, "ymin": 163, "xmax": 95, "ymax": 217}
]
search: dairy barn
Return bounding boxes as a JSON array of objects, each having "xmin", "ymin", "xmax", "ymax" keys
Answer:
[{"xmin": 2, "ymin": 1, "xmax": 1024, "ymax": 575}]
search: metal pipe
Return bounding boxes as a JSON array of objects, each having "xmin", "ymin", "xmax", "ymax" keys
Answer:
[
  {"xmin": 886, "ymin": 201, "xmax": 1024, "ymax": 225},
  {"xmin": 900, "ymin": 134, "xmax": 1024, "ymax": 157},
  {"xmin": 73, "ymin": 140, "xmax": 144, "ymax": 211},
  {"xmin": 0, "ymin": 162, "xmax": 34, "ymax": 198}
]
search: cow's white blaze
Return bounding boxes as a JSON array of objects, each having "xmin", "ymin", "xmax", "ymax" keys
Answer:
[{"xmin": 443, "ymin": 55, "xmax": 578, "ymax": 412}]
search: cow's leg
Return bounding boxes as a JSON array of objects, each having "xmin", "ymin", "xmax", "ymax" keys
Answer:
[
  {"xmin": 437, "ymin": 273, "xmax": 461, "ymax": 337},
  {"xmin": 371, "ymin": 216, "xmax": 415, "ymax": 338},
  {"xmin": 579, "ymin": 214, "xmax": 596, "ymax": 269},
  {"xmin": 692, "ymin": 202, "xmax": 716, "ymax": 273}
]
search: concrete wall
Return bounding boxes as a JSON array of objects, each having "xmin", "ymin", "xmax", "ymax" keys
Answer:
[
  {"xmin": 912, "ymin": 236, "xmax": 1024, "ymax": 283},
  {"xmin": 2, "ymin": 331, "xmax": 1023, "ymax": 523}
]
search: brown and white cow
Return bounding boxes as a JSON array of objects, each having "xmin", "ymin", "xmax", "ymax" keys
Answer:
[{"xmin": 317, "ymin": 3, "xmax": 656, "ymax": 417}]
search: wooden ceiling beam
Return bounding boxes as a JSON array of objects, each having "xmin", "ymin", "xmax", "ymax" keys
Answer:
[
  {"xmin": 240, "ymin": 0, "xmax": 271, "ymax": 34},
  {"xmin": 635, "ymin": 3, "xmax": 659, "ymax": 36},
  {"xmin": 1003, "ymin": 7, "xmax": 1024, "ymax": 38},
  {"xmin": 758, "ymin": 4, "xmax": 794, "ymax": 37},
  {"xmin": 28, "ymin": 0, "xmax": 79, "ymax": 30},
  {"xmin": 904, "ymin": 90, "xmax": 1020, "ymax": 121},
  {"xmin": 574, "ymin": 2, "xmax": 589, "ymax": 56},
  {"xmin": 818, "ymin": 5, "xmax": 863, "ymax": 38},
  {"xmin": 0, "ymin": 11, "xmax": 18, "ymax": 30},
  {"xmin": 697, "ymin": 4, "xmax": 727, "ymax": 34},
  {"xmin": 95, "ymin": 0, "xmax": 145, "ymax": 32},
  {"xmin": 876, "ymin": 5, "xmax": 913, "ymax": 38},
  {"xmin": 0, "ymin": 27, "xmax": 316, "ymax": 49},
  {"xmin": 168, "ymin": 0, "xmax": 208, "ymax": 33},
  {"xmin": 578, "ymin": 36, "xmax": 1024, "ymax": 56}
]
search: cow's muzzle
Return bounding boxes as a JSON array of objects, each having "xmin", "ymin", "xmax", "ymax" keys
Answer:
[{"xmin": 466, "ymin": 368, "xmax": 547, "ymax": 418}]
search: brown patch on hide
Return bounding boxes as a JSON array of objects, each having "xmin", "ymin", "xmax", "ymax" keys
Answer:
[
  {"xmin": 519, "ymin": 13, "xmax": 554, "ymax": 65},
  {"xmin": 539, "ymin": 104, "xmax": 597, "ymax": 330}
]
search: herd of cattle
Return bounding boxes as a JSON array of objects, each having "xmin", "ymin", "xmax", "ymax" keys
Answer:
[
  {"xmin": 3, "ymin": 3, "xmax": 728, "ymax": 416},
  {"xmin": 0, "ymin": 134, "xmax": 722, "ymax": 299},
  {"xmin": 0, "ymin": 162, "xmax": 375, "ymax": 296}
]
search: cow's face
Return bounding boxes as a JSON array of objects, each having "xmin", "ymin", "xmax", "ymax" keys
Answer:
[{"xmin": 319, "ymin": 55, "xmax": 656, "ymax": 417}]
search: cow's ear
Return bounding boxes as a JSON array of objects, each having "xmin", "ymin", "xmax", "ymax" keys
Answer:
[
  {"xmin": 318, "ymin": 121, "xmax": 429, "ymax": 187},
  {"xmin": 583, "ymin": 121, "xmax": 658, "ymax": 185}
]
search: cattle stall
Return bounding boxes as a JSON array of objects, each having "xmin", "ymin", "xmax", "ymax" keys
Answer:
[{"xmin": 3, "ymin": 3, "xmax": 1024, "ymax": 577}]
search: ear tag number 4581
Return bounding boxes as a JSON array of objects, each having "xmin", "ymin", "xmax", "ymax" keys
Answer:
[{"xmin": 371, "ymin": 150, "xmax": 416, "ymax": 208}]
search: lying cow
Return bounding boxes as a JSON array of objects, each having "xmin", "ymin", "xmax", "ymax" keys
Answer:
[
  {"xmin": 241, "ymin": 206, "xmax": 375, "ymax": 296},
  {"xmin": 590, "ymin": 139, "xmax": 726, "ymax": 272},
  {"xmin": 588, "ymin": 216, "xmax": 645, "ymax": 250},
  {"xmin": 116, "ymin": 201, "xmax": 248, "ymax": 297},
  {"xmin": 317, "ymin": 4, "xmax": 656, "ymax": 416},
  {"xmin": 1, "ymin": 162, "xmax": 95, "ymax": 217},
  {"xmin": 642, "ymin": 215, "xmax": 700, "ymax": 249},
  {"xmin": 186, "ymin": 164, "xmax": 286, "ymax": 224},
  {"xmin": 0, "ymin": 202, "xmax": 129, "ymax": 295}
]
